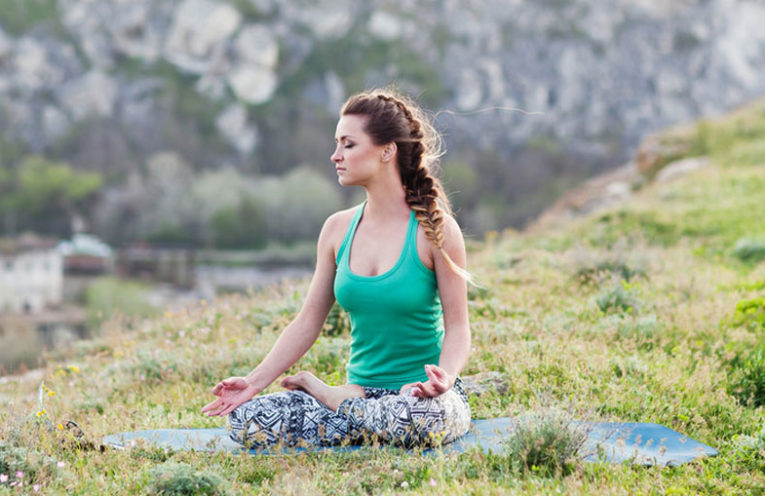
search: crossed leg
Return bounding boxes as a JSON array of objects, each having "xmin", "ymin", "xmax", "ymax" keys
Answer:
[{"xmin": 281, "ymin": 371, "xmax": 365, "ymax": 412}]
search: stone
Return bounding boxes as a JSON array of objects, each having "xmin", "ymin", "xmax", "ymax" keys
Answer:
[
  {"xmin": 368, "ymin": 11, "xmax": 403, "ymax": 41},
  {"xmin": 215, "ymin": 104, "xmax": 258, "ymax": 155},
  {"xmin": 655, "ymin": 157, "xmax": 710, "ymax": 183},
  {"xmin": 227, "ymin": 66, "xmax": 278, "ymax": 105},
  {"xmin": 164, "ymin": 0, "xmax": 242, "ymax": 74},
  {"xmin": 233, "ymin": 24, "xmax": 278, "ymax": 68},
  {"xmin": 57, "ymin": 71, "xmax": 118, "ymax": 121}
]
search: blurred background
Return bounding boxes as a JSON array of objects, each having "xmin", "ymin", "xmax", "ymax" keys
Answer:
[{"xmin": 2, "ymin": 0, "xmax": 765, "ymax": 372}]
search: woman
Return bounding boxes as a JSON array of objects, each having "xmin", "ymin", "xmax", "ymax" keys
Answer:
[{"xmin": 202, "ymin": 89, "xmax": 472, "ymax": 448}]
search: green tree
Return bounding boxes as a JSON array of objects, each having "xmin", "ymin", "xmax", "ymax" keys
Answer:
[
  {"xmin": 210, "ymin": 194, "xmax": 268, "ymax": 249},
  {"xmin": 0, "ymin": 156, "xmax": 103, "ymax": 236}
]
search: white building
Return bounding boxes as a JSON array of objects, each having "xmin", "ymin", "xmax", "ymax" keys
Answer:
[{"xmin": 0, "ymin": 234, "xmax": 63, "ymax": 314}]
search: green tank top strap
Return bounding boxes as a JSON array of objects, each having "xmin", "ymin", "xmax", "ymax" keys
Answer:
[{"xmin": 336, "ymin": 201, "xmax": 366, "ymax": 266}]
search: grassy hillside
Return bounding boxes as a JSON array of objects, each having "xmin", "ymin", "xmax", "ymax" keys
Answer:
[{"xmin": 1, "ymin": 101, "xmax": 764, "ymax": 494}]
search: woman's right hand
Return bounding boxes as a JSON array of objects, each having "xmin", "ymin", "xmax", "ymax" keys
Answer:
[{"xmin": 201, "ymin": 377, "xmax": 261, "ymax": 417}]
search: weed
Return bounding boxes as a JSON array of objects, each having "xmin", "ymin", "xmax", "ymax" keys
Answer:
[
  {"xmin": 502, "ymin": 408, "xmax": 588, "ymax": 477},
  {"xmin": 727, "ymin": 344, "xmax": 765, "ymax": 408},
  {"xmin": 146, "ymin": 462, "xmax": 228, "ymax": 496},
  {"xmin": 616, "ymin": 314, "xmax": 660, "ymax": 349},
  {"xmin": 733, "ymin": 297, "xmax": 765, "ymax": 332},
  {"xmin": 0, "ymin": 443, "xmax": 56, "ymax": 486},
  {"xmin": 595, "ymin": 282, "xmax": 640, "ymax": 314},
  {"xmin": 732, "ymin": 237, "xmax": 765, "ymax": 264}
]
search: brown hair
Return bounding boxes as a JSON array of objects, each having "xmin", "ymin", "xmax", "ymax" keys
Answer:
[{"xmin": 341, "ymin": 89, "xmax": 471, "ymax": 281}]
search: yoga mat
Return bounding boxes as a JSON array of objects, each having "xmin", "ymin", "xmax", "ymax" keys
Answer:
[{"xmin": 102, "ymin": 417, "xmax": 717, "ymax": 466}]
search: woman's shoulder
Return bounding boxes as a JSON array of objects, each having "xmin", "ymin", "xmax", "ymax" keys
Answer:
[{"xmin": 319, "ymin": 204, "xmax": 363, "ymax": 245}]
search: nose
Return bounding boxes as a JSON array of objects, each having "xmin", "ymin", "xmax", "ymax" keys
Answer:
[{"xmin": 331, "ymin": 145, "xmax": 342, "ymax": 164}]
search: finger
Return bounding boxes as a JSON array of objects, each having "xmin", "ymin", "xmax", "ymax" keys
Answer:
[
  {"xmin": 201, "ymin": 400, "xmax": 217, "ymax": 413},
  {"xmin": 203, "ymin": 400, "xmax": 224, "ymax": 416},
  {"xmin": 428, "ymin": 365, "xmax": 447, "ymax": 380},
  {"xmin": 211, "ymin": 383, "xmax": 223, "ymax": 395}
]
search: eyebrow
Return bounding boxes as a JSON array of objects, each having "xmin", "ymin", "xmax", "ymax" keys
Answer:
[{"xmin": 335, "ymin": 134, "xmax": 357, "ymax": 142}]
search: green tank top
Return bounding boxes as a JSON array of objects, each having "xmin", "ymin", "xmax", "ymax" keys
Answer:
[{"xmin": 334, "ymin": 202, "xmax": 444, "ymax": 389}]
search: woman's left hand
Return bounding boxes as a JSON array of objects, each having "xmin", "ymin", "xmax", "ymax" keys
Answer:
[{"xmin": 401, "ymin": 364, "xmax": 454, "ymax": 398}]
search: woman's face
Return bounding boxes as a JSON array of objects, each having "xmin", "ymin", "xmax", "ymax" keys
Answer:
[{"xmin": 331, "ymin": 114, "xmax": 387, "ymax": 187}]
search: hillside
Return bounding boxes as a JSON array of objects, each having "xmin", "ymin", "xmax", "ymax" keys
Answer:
[{"xmin": 1, "ymin": 101, "xmax": 764, "ymax": 494}]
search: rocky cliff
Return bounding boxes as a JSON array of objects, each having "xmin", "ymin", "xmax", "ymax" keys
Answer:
[{"xmin": 2, "ymin": 0, "xmax": 765, "ymax": 229}]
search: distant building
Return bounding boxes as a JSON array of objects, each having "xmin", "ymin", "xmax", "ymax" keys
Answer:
[
  {"xmin": 58, "ymin": 233, "xmax": 113, "ymax": 274},
  {"xmin": 0, "ymin": 234, "xmax": 63, "ymax": 313}
]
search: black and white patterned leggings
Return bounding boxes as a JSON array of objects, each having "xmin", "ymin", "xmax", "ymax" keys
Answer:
[{"xmin": 228, "ymin": 379, "xmax": 471, "ymax": 448}]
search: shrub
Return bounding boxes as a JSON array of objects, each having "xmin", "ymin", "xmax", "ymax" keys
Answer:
[
  {"xmin": 732, "ymin": 238, "xmax": 765, "ymax": 264},
  {"xmin": 616, "ymin": 314, "xmax": 660, "ymax": 349},
  {"xmin": 728, "ymin": 344, "xmax": 765, "ymax": 408},
  {"xmin": 502, "ymin": 408, "xmax": 588, "ymax": 477},
  {"xmin": 146, "ymin": 462, "xmax": 227, "ymax": 496},
  {"xmin": 0, "ymin": 443, "xmax": 55, "ymax": 485},
  {"xmin": 574, "ymin": 259, "xmax": 646, "ymax": 286},
  {"xmin": 595, "ymin": 283, "xmax": 639, "ymax": 314},
  {"xmin": 733, "ymin": 297, "xmax": 765, "ymax": 332}
]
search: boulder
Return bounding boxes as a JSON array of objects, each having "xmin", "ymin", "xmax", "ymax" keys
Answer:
[
  {"xmin": 57, "ymin": 71, "xmax": 118, "ymax": 121},
  {"xmin": 634, "ymin": 129, "xmax": 695, "ymax": 177},
  {"xmin": 215, "ymin": 104, "xmax": 258, "ymax": 155},
  {"xmin": 655, "ymin": 157, "xmax": 710, "ymax": 183},
  {"xmin": 164, "ymin": 0, "xmax": 242, "ymax": 74},
  {"xmin": 227, "ymin": 66, "xmax": 278, "ymax": 105}
]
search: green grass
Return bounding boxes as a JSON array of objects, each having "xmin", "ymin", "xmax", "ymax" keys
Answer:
[{"xmin": 2, "ymin": 101, "xmax": 765, "ymax": 493}]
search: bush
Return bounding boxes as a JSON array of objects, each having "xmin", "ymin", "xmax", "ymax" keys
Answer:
[
  {"xmin": 732, "ymin": 237, "xmax": 765, "ymax": 264},
  {"xmin": 595, "ymin": 283, "xmax": 639, "ymax": 314},
  {"xmin": 733, "ymin": 297, "xmax": 765, "ymax": 332},
  {"xmin": 0, "ymin": 443, "xmax": 55, "ymax": 485},
  {"xmin": 146, "ymin": 462, "xmax": 227, "ymax": 496},
  {"xmin": 616, "ymin": 314, "xmax": 660, "ymax": 349},
  {"xmin": 502, "ymin": 408, "xmax": 588, "ymax": 477},
  {"xmin": 728, "ymin": 344, "xmax": 765, "ymax": 408},
  {"xmin": 210, "ymin": 194, "xmax": 268, "ymax": 249}
]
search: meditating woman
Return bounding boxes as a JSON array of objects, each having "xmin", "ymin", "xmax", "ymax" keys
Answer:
[{"xmin": 202, "ymin": 89, "xmax": 472, "ymax": 448}]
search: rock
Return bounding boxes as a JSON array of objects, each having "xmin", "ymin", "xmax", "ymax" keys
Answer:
[
  {"xmin": 655, "ymin": 157, "xmax": 710, "ymax": 183},
  {"xmin": 233, "ymin": 25, "xmax": 278, "ymax": 68},
  {"xmin": 12, "ymin": 38, "xmax": 50, "ymax": 91},
  {"xmin": 57, "ymin": 71, "xmax": 118, "ymax": 121},
  {"xmin": 634, "ymin": 129, "xmax": 694, "ymax": 177},
  {"xmin": 164, "ymin": 0, "xmax": 242, "ymax": 74},
  {"xmin": 290, "ymin": 2, "xmax": 354, "ymax": 40},
  {"xmin": 42, "ymin": 106, "xmax": 70, "ymax": 142},
  {"xmin": 461, "ymin": 371, "xmax": 510, "ymax": 396},
  {"xmin": 227, "ymin": 66, "xmax": 278, "ymax": 105},
  {"xmin": 215, "ymin": 104, "xmax": 258, "ymax": 155},
  {"xmin": 368, "ymin": 11, "xmax": 403, "ymax": 41},
  {"xmin": 0, "ymin": 27, "xmax": 12, "ymax": 59},
  {"xmin": 110, "ymin": 1, "xmax": 165, "ymax": 63}
]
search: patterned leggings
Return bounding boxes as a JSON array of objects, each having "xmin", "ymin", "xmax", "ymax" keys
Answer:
[{"xmin": 228, "ymin": 379, "xmax": 471, "ymax": 448}]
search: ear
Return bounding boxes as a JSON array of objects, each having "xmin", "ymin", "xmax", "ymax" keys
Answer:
[{"xmin": 381, "ymin": 142, "xmax": 397, "ymax": 162}]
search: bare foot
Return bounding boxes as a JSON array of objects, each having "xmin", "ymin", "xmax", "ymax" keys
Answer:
[{"xmin": 281, "ymin": 371, "xmax": 364, "ymax": 411}]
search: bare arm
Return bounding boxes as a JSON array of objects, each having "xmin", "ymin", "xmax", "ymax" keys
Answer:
[
  {"xmin": 202, "ymin": 213, "xmax": 342, "ymax": 416},
  {"xmin": 410, "ymin": 215, "xmax": 471, "ymax": 397}
]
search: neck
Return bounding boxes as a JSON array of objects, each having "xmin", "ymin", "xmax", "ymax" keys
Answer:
[{"xmin": 362, "ymin": 172, "xmax": 409, "ymax": 221}]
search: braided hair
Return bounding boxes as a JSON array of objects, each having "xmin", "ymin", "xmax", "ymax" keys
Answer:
[{"xmin": 341, "ymin": 89, "xmax": 471, "ymax": 281}]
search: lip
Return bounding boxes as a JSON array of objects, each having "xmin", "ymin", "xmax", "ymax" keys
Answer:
[{"xmin": 335, "ymin": 167, "xmax": 346, "ymax": 173}]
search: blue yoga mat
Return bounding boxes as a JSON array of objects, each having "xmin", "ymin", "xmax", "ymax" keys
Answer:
[{"xmin": 102, "ymin": 417, "xmax": 717, "ymax": 466}]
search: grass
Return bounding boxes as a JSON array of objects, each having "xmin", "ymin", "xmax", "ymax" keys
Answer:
[{"xmin": 1, "ymin": 101, "xmax": 765, "ymax": 494}]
